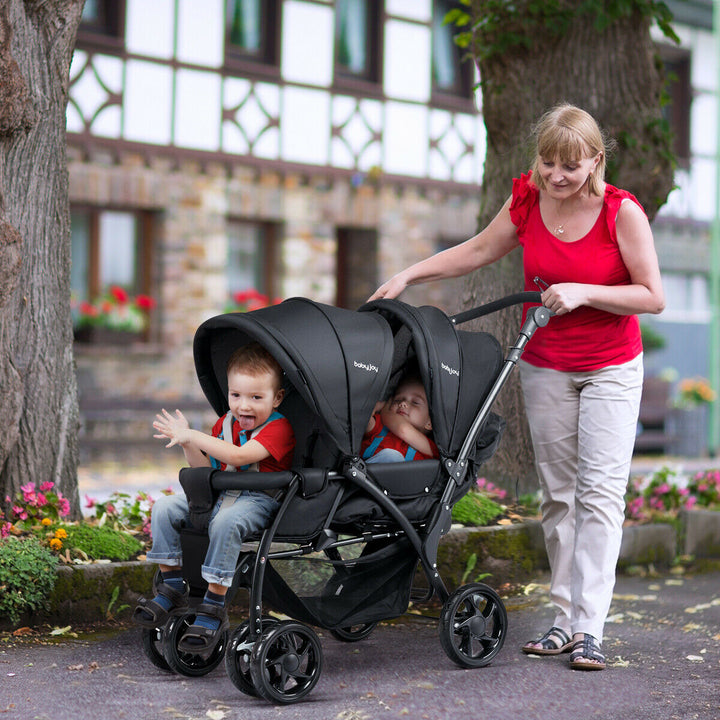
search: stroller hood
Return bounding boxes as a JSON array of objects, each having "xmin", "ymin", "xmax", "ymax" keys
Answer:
[{"xmin": 193, "ymin": 298, "xmax": 394, "ymax": 455}]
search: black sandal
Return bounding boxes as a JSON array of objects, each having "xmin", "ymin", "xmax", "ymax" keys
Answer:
[
  {"xmin": 132, "ymin": 577, "xmax": 189, "ymax": 629},
  {"xmin": 522, "ymin": 626, "xmax": 573, "ymax": 655},
  {"xmin": 569, "ymin": 634, "xmax": 606, "ymax": 670},
  {"xmin": 177, "ymin": 602, "xmax": 229, "ymax": 656}
]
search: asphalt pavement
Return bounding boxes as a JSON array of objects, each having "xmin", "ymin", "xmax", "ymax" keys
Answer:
[{"xmin": 2, "ymin": 570, "xmax": 718, "ymax": 720}]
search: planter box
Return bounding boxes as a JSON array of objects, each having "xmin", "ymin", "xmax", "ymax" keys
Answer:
[{"xmin": 680, "ymin": 508, "xmax": 720, "ymax": 558}]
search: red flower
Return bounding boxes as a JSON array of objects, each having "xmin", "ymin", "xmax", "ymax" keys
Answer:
[
  {"xmin": 78, "ymin": 301, "xmax": 99, "ymax": 317},
  {"xmin": 110, "ymin": 286, "xmax": 129, "ymax": 304},
  {"xmin": 134, "ymin": 294, "xmax": 156, "ymax": 310}
]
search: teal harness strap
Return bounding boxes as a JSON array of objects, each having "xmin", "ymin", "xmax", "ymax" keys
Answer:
[
  {"xmin": 211, "ymin": 411, "xmax": 283, "ymax": 471},
  {"xmin": 362, "ymin": 425, "xmax": 416, "ymax": 461}
]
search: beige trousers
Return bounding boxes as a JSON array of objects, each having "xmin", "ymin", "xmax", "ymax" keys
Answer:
[{"xmin": 519, "ymin": 354, "xmax": 643, "ymax": 643}]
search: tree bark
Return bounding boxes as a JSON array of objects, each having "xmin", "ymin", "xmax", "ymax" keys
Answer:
[
  {"xmin": 464, "ymin": 3, "xmax": 674, "ymax": 494},
  {"xmin": 0, "ymin": 0, "xmax": 83, "ymax": 517}
]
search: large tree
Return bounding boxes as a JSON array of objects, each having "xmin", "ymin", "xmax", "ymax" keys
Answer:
[
  {"xmin": 455, "ymin": 0, "xmax": 677, "ymax": 493},
  {"xmin": 0, "ymin": 0, "xmax": 84, "ymax": 517}
]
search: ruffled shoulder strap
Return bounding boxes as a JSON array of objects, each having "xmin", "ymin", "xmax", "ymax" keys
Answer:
[
  {"xmin": 509, "ymin": 171, "xmax": 538, "ymax": 236},
  {"xmin": 604, "ymin": 184, "xmax": 645, "ymax": 243}
]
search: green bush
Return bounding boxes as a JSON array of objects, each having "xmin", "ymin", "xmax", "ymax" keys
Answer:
[
  {"xmin": 0, "ymin": 536, "xmax": 58, "ymax": 625},
  {"xmin": 452, "ymin": 491, "xmax": 504, "ymax": 527},
  {"xmin": 63, "ymin": 524, "xmax": 143, "ymax": 562}
]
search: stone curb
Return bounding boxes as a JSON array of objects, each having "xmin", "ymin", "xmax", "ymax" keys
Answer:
[{"xmin": 8, "ymin": 511, "xmax": 720, "ymax": 629}]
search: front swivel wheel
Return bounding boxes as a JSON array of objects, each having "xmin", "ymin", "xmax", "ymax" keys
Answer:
[
  {"xmin": 249, "ymin": 621, "xmax": 323, "ymax": 704},
  {"xmin": 439, "ymin": 582, "xmax": 507, "ymax": 668}
]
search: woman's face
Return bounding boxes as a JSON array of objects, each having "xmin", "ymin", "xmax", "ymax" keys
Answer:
[{"xmin": 537, "ymin": 152, "xmax": 601, "ymax": 199}]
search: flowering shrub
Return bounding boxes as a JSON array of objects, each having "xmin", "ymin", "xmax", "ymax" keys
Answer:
[
  {"xmin": 5, "ymin": 481, "xmax": 71, "ymax": 531},
  {"xmin": 225, "ymin": 288, "xmax": 282, "ymax": 314},
  {"xmin": 73, "ymin": 286, "xmax": 156, "ymax": 333},
  {"xmin": 625, "ymin": 466, "xmax": 720, "ymax": 521},
  {"xmin": 674, "ymin": 377, "xmax": 716, "ymax": 408},
  {"xmin": 476, "ymin": 476, "xmax": 507, "ymax": 501},
  {"xmin": 84, "ymin": 489, "xmax": 173, "ymax": 536}
]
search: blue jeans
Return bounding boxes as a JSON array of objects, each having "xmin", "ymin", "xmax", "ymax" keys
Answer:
[
  {"xmin": 146, "ymin": 490, "xmax": 279, "ymax": 587},
  {"xmin": 366, "ymin": 448, "xmax": 405, "ymax": 463}
]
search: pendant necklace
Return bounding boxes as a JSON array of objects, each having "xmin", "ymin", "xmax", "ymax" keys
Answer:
[{"xmin": 554, "ymin": 224, "xmax": 565, "ymax": 236}]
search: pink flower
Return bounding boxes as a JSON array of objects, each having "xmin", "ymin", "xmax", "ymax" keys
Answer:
[
  {"xmin": 36, "ymin": 493, "xmax": 48, "ymax": 507},
  {"xmin": 105, "ymin": 503, "xmax": 116, "ymax": 515},
  {"xmin": 0, "ymin": 521, "xmax": 10, "ymax": 538},
  {"xmin": 57, "ymin": 497, "xmax": 70, "ymax": 517},
  {"xmin": 12, "ymin": 506, "xmax": 27, "ymax": 520},
  {"xmin": 685, "ymin": 496, "xmax": 698, "ymax": 509},
  {"xmin": 85, "ymin": 495, "xmax": 97, "ymax": 509},
  {"xmin": 39, "ymin": 481, "xmax": 54, "ymax": 492}
]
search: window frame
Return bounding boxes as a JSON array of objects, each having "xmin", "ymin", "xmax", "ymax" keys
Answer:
[
  {"xmin": 223, "ymin": 0, "xmax": 282, "ymax": 81},
  {"xmin": 430, "ymin": 0, "xmax": 476, "ymax": 112},
  {"xmin": 75, "ymin": 0, "xmax": 126, "ymax": 54},
  {"xmin": 658, "ymin": 44, "xmax": 691, "ymax": 169},
  {"xmin": 226, "ymin": 217, "xmax": 282, "ymax": 301},
  {"xmin": 333, "ymin": 0, "xmax": 383, "ymax": 98},
  {"xmin": 71, "ymin": 205, "xmax": 156, "ymax": 343}
]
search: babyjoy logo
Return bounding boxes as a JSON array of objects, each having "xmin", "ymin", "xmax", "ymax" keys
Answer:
[
  {"xmin": 354, "ymin": 360, "xmax": 379, "ymax": 373},
  {"xmin": 441, "ymin": 362, "xmax": 460, "ymax": 377}
]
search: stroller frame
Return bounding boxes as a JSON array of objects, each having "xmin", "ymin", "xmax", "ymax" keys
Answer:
[{"xmin": 141, "ymin": 292, "xmax": 550, "ymax": 704}]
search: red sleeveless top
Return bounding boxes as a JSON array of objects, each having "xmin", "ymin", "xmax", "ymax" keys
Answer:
[{"xmin": 510, "ymin": 172, "xmax": 643, "ymax": 372}]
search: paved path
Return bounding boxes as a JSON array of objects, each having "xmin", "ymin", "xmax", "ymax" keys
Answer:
[{"xmin": 2, "ymin": 571, "xmax": 719, "ymax": 720}]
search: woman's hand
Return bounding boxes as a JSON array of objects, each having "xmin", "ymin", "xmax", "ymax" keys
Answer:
[
  {"xmin": 541, "ymin": 283, "xmax": 587, "ymax": 315},
  {"xmin": 368, "ymin": 273, "xmax": 408, "ymax": 302},
  {"xmin": 153, "ymin": 409, "xmax": 191, "ymax": 448}
]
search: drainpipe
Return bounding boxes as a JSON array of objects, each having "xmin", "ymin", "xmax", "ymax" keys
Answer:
[{"xmin": 711, "ymin": 0, "xmax": 720, "ymax": 456}]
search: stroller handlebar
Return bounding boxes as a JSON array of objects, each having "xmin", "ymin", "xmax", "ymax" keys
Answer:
[{"xmin": 450, "ymin": 291, "xmax": 543, "ymax": 326}]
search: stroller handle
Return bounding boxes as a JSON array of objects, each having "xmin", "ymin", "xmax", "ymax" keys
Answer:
[{"xmin": 450, "ymin": 291, "xmax": 542, "ymax": 326}]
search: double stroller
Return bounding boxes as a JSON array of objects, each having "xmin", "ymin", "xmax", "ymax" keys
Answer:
[{"xmin": 139, "ymin": 292, "xmax": 549, "ymax": 704}]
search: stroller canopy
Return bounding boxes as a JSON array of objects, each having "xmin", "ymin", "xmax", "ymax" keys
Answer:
[
  {"xmin": 193, "ymin": 298, "xmax": 394, "ymax": 456},
  {"xmin": 360, "ymin": 299, "xmax": 503, "ymax": 458}
]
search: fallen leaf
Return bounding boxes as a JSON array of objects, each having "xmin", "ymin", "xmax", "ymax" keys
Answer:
[
  {"xmin": 11, "ymin": 627, "xmax": 32, "ymax": 637},
  {"xmin": 686, "ymin": 655, "xmax": 704, "ymax": 663},
  {"xmin": 50, "ymin": 626, "xmax": 73, "ymax": 636},
  {"xmin": 206, "ymin": 711, "xmax": 226, "ymax": 720},
  {"xmin": 67, "ymin": 664, "xmax": 83, "ymax": 671}
]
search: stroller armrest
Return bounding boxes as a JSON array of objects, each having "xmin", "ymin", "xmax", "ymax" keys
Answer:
[{"xmin": 211, "ymin": 469, "xmax": 295, "ymax": 492}]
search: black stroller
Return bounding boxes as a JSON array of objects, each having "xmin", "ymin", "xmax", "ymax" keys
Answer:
[{"xmin": 139, "ymin": 292, "xmax": 550, "ymax": 704}]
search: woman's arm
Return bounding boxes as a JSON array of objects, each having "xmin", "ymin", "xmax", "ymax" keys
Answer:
[
  {"xmin": 369, "ymin": 197, "xmax": 520, "ymax": 300},
  {"xmin": 539, "ymin": 200, "xmax": 665, "ymax": 317}
]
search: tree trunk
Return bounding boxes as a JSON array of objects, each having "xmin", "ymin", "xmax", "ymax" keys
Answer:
[
  {"xmin": 0, "ymin": 0, "xmax": 83, "ymax": 517},
  {"xmin": 464, "ymin": 3, "xmax": 674, "ymax": 495}
]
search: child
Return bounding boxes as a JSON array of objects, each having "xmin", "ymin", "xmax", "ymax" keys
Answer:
[
  {"xmin": 361, "ymin": 372, "xmax": 438, "ymax": 463},
  {"xmin": 133, "ymin": 342, "xmax": 295, "ymax": 655}
]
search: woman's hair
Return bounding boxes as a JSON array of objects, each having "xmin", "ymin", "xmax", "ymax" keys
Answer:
[
  {"xmin": 530, "ymin": 103, "xmax": 610, "ymax": 197},
  {"xmin": 227, "ymin": 342, "xmax": 283, "ymax": 390}
]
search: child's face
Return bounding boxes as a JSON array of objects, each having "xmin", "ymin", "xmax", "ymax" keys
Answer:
[
  {"xmin": 227, "ymin": 369, "xmax": 284, "ymax": 431},
  {"xmin": 389, "ymin": 381, "xmax": 432, "ymax": 434}
]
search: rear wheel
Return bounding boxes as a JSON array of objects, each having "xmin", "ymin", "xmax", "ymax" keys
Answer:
[
  {"xmin": 439, "ymin": 583, "xmax": 507, "ymax": 668},
  {"xmin": 162, "ymin": 610, "xmax": 228, "ymax": 677},
  {"xmin": 250, "ymin": 621, "xmax": 323, "ymax": 704},
  {"xmin": 329, "ymin": 622, "xmax": 377, "ymax": 642}
]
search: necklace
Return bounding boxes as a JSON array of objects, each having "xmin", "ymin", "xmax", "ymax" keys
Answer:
[{"xmin": 554, "ymin": 224, "xmax": 565, "ymax": 236}]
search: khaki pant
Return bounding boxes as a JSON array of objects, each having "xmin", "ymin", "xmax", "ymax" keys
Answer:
[{"xmin": 519, "ymin": 354, "xmax": 643, "ymax": 643}]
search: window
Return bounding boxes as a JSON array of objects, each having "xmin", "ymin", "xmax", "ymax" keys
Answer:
[
  {"xmin": 71, "ymin": 208, "xmax": 155, "ymax": 341},
  {"xmin": 432, "ymin": 0, "xmax": 474, "ymax": 107},
  {"xmin": 336, "ymin": 227, "xmax": 377, "ymax": 309},
  {"xmin": 659, "ymin": 46, "xmax": 691, "ymax": 167},
  {"xmin": 659, "ymin": 272, "xmax": 710, "ymax": 323},
  {"xmin": 225, "ymin": 0, "xmax": 280, "ymax": 75},
  {"xmin": 334, "ymin": 0, "xmax": 381, "ymax": 92},
  {"xmin": 226, "ymin": 220, "xmax": 280, "ymax": 302},
  {"xmin": 76, "ymin": 0, "xmax": 125, "ymax": 51}
]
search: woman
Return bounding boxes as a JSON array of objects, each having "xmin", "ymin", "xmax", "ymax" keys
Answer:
[{"xmin": 369, "ymin": 103, "xmax": 664, "ymax": 670}]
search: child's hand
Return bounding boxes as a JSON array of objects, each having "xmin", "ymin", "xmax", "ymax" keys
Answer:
[{"xmin": 153, "ymin": 409, "xmax": 191, "ymax": 448}]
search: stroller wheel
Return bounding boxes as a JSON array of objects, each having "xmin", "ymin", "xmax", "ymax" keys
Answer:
[
  {"xmin": 439, "ymin": 583, "xmax": 507, "ymax": 668},
  {"xmin": 329, "ymin": 622, "xmax": 377, "ymax": 642},
  {"xmin": 140, "ymin": 626, "xmax": 172, "ymax": 672},
  {"xmin": 225, "ymin": 617, "xmax": 279, "ymax": 696},
  {"xmin": 250, "ymin": 621, "xmax": 323, "ymax": 704},
  {"xmin": 162, "ymin": 610, "xmax": 229, "ymax": 677}
]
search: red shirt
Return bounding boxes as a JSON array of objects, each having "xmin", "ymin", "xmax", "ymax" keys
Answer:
[
  {"xmin": 361, "ymin": 413, "xmax": 439, "ymax": 461},
  {"xmin": 210, "ymin": 412, "xmax": 295, "ymax": 472},
  {"xmin": 510, "ymin": 172, "xmax": 643, "ymax": 372}
]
